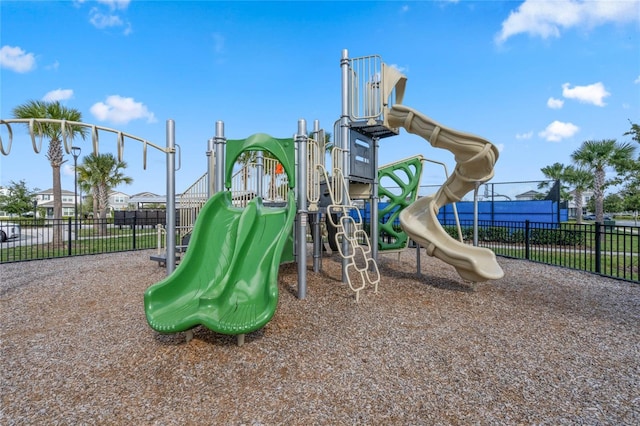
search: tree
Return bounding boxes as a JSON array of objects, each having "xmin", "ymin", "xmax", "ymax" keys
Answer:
[
  {"xmin": 562, "ymin": 165, "xmax": 593, "ymax": 224},
  {"xmin": 619, "ymin": 121, "xmax": 640, "ymax": 211},
  {"xmin": 76, "ymin": 153, "xmax": 132, "ymax": 232},
  {"xmin": 538, "ymin": 162, "xmax": 565, "ymax": 187},
  {"xmin": 12, "ymin": 100, "xmax": 87, "ymax": 244},
  {"xmin": 603, "ymin": 193, "xmax": 624, "ymax": 214},
  {"xmin": 571, "ymin": 139, "xmax": 636, "ymax": 223},
  {"xmin": 538, "ymin": 162, "xmax": 571, "ymax": 203},
  {"xmin": 623, "ymin": 120, "xmax": 640, "ymax": 145},
  {"xmin": 0, "ymin": 180, "xmax": 38, "ymax": 216}
]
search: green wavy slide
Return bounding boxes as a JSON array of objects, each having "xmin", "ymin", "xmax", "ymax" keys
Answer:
[{"xmin": 144, "ymin": 190, "xmax": 296, "ymax": 335}]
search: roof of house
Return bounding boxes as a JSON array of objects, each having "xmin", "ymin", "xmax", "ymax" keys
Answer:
[
  {"xmin": 515, "ymin": 190, "xmax": 543, "ymax": 199},
  {"xmin": 37, "ymin": 188, "xmax": 75, "ymax": 195}
]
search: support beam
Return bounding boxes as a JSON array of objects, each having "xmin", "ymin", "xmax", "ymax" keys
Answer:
[
  {"xmin": 166, "ymin": 120, "xmax": 176, "ymax": 276},
  {"xmin": 214, "ymin": 121, "xmax": 226, "ymax": 194},
  {"xmin": 296, "ymin": 119, "xmax": 308, "ymax": 299}
]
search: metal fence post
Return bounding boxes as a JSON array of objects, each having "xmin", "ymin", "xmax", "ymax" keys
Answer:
[
  {"xmin": 67, "ymin": 217, "xmax": 72, "ymax": 256},
  {"xmin": 132, "ymin": 215, "xmax": 137, "ymax": 250},
  {"xmin": 525, "ymin": 220, "xmax": 530, "ymax": 260}
]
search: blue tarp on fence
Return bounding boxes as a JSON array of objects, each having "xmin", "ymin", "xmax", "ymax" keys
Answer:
[
  {"xmin": 438, "ymin": 200, "xmax": 568, "ymax": 224},
  {"xmin": 356, "ymin": 199, "xmax": 568, "ymax": 226}
]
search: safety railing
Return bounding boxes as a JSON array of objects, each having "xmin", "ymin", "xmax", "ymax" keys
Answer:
[
  {"xmin": 179, "ymin": 173, "xmax": 208, "ymax": 239},
  {"xmin": 230, "ymin": 157, "xmax": 289, "ymax": 208},
  {"xmin": 349, "ymin": 55, "xmax": 383, "ymax": 120}
]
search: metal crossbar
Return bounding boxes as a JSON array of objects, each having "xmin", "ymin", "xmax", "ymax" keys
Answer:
[{"xmin": 0, "ymin": 118, "xmax": 169, "ymax": 168}]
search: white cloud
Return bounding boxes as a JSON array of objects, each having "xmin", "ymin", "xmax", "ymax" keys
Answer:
[
  {"xmin": 516, "ymin": 131, "xmax": 534, "ymax": 140},
  {"xmin": 495, "ymin": 0, "xmax": 640, "ymax": 44},
  {"xmin": 400, "ymin": 5, "xmax": 410, "ymax": 13},
  {"xmin": 547, "ymin": 97, "xmax": 564, "ymax": 109},
  {"xmin": 88, "ymin": 5, "xmax": 132, "ymax": 35},
  {"xmin": 562, "ymin": 82, "xmax": 610, "ymax": 106},
  {"xmin": 389, "ymin": 63, "xmax": 408, "ymax": 74},
  {"xmin": 634, "ymin": 75, "xmax": 640, "ymax": 84},
  {"xmin": 539, "ymin": 121, "xmax": 579, "ymax": 142},
  {"xmin": 42, "ymin": 89, "xmax": 74, "ymax": 102},
  {"xmin": 63, "ymin": 164, "xmax": 75, "ymax": 177},
  {"xmin": 0, "ymin": 45, "xmax": 36, "ymax": 73},
  {"xmin": 90, "ymin": 95, "xmax": 157, "ymax": 125},
  {"xmin": 97, "ymin": 0, "xmax": 130, "ymax": 10},
  {"xmin": 45, "ymin": 60, "xmax": 60, "ymax": 71},
  {"xmin": 495, "ymin": 143, "xmax": 505, "ymax": 152},
  {"xmin": 89, "ymin": 8, "xmax": 123, "ymax": 29}
]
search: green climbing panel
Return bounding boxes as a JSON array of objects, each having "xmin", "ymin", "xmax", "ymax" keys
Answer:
[{"xmin": 378, "ymin": 155, "xmax": 424, "ymax": 251}]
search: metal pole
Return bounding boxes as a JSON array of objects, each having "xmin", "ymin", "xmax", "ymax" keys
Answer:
[
  {"xmin": 312, "ymin": 120, "xmax": 322, "ymax": 273},
  {"xmin": 214, "ymin": 121, "xmax": 226, "ymax": 194},
  {"xmin": 473, "ymin": 181, "xmax": 480, "ymax": 247},
  {"xmin": 256, "ymin": 151, "xmax": 264, "ymax": 199},
  {"xmin": 340, "ymin": 48, "xmax": 351, "ymax": 283},
  {"xmin": 207, "ymin": 138, "xmax": 215, "ymax": 198},
  {"xmin": 71, "ymin": 146, "xmax": 81, "ymax": 240},
  {"xmin": 296, "ymin": 119, "xmax": 308, "ymax": 299},
  {"xmin": 371, "ymin": 137, "xmax": 379, "ymax": 262},
  {"xmin": 166, "ymin": 119, "xmax": 176, "ymax": 275}
]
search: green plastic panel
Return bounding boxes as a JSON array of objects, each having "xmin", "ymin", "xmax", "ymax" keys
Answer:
[
  {"xmin": 225, "ymin": 133, "xmax": 296, "ymax": 189},
  {"xmin": 144, "ymin": 133, "xmax": 298, "ymax": 336},
  {"xmin": 144, "ymin": 190, "xmax": 296, "ymax": 335},
  {"xmin": 378, "ymin": 155, "xmax": 423, "ymax": 251}
]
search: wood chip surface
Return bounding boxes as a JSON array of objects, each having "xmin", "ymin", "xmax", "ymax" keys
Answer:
[{"xmin": 1, "ymin": 249, "xmax": 638, "ymax": 424}]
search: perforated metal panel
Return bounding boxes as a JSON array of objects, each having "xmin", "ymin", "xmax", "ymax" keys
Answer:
[{"xmin": 349, "ymin": 130, "xmax": 375, "ymax": 181}]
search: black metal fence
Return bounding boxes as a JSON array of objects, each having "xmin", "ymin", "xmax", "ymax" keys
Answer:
[
  {"xmin": 2, "ymin": 216, "xmax": 638, "ymax": 283},
  {"xmin": 440, "ymin": 220, "xmax": 639, "ymax": 283},
  {"xmin": 0, "ymin": 218, "xmax": 159, "ymax": 263}
]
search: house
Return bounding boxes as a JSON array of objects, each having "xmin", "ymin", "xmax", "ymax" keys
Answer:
[
  {"xmin": 108, "ymin": 190, "xmax": 131, "ymax": 211},
  {"xmin": 0, "ymin": 186, "xmax": 9, "ymax": 216},
  {"xmin": 128, "ymin": 192, "xmax": 166, "ymax": 209},
  {"xmin": 35, "ymin": 188, "xmax": 132, "ymax": 218},
  {"xmin": 567, "ymin": 190, "xmax": 594, "ymax": 218},
  {"xmin": 515, "ymin": 190, "xmax": 544, "ymax": 201},
  {"xmin": 128, "ymin": 192, "xmax": 184, "ymax": 209},
  {"xmin": 35, "ymin": 188, "xmax": 80, "ymax": 218}
]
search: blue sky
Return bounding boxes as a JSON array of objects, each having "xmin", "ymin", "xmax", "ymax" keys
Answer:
[{"xmin": 1, "ymin": 0, "xmax": 639, "ymax": 199}]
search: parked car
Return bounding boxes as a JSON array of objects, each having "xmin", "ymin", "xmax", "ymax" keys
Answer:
[
  {"xmin": 583, "ymin": 214, "xmax": 613, "ymax": 221},
  {"xmin": 0, "ymin": 222, "xmax": 21, "ymax": 242}
]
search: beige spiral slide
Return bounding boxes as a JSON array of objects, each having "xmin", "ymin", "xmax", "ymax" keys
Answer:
[{"xmin": 386, "ymin": 104, "xmax": 504, "ymax": 282}]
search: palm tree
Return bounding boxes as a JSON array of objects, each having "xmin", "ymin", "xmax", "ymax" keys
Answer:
[
  {"xmin": 562, "ymin": 165, "xmax": 593, "ymax": 224},
  {"xmin": 76, "ymin": 153, "xmax": 132, "ymax": 233},
  {"xmin": 12, "ymin": 100, "xmax": 87, "ymax": 245},
  {"xmin": 571, "ymin": 139, "xmax": 636, "ymax": 223},
  {"xmin": 538, "ymin": 162, "xmax": 565, "ymax": 189},
  {"xmin": 538, "ymin": 162, "xmax": 573, "ymax": 203}
]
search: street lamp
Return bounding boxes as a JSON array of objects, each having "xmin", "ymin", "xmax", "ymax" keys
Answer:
[{"xmin": 71, "ymin": 146, "xmax": 81, "ymax": 239}]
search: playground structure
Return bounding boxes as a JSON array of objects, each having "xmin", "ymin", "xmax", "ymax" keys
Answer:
[
  {"xmin": 0, "ymin": 49, "xmax": 504, "ymax": 344},
  {"xmin": 144, "ymin": 49, "xmax": 504, "ymax": 343}
]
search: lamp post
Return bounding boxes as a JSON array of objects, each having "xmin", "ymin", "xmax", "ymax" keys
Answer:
[{"xmin": 71, "ymin": 146, "xmax": 81, "ymax": 240}]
